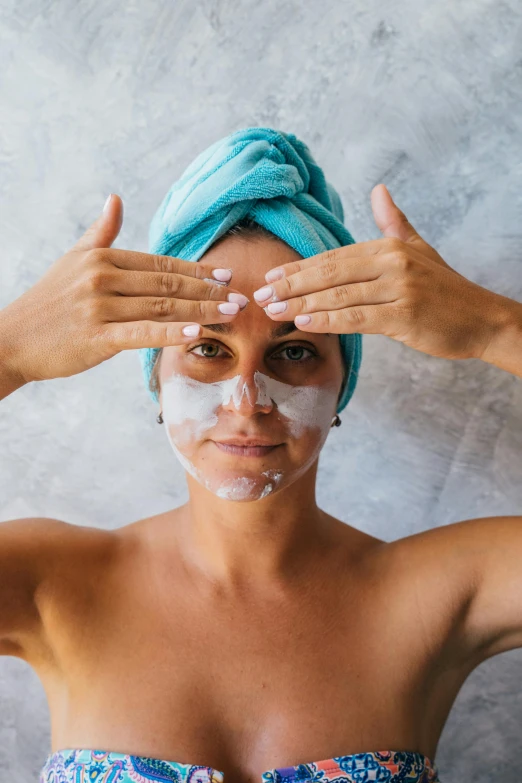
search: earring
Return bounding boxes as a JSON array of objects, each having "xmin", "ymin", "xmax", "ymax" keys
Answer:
[
  {"xmin": 331, "ymin": 414, "xmax": 342, "ymax": 428},
  {"xmin": 156, "ymin": 411, "xmax": 164, "ymax": 424}
]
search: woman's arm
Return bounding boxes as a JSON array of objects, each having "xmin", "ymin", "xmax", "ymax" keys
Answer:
[
  {"xmin": 0, "ymin": 312, "xmax": 28, "ymax": 400},
  {"xmin": 477, "ymin": 297, "xmax": 522, "ymax": 378}
]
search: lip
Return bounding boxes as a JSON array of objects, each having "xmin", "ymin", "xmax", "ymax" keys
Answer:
[{"xmin": 213, "ymin": 440, "xmax": 282, "ymax": 457}]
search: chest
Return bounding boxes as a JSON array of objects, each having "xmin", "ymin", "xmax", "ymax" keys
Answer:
[{"xmin": 35, "ymin": 539, "xmax": 446, "ymax": 768}]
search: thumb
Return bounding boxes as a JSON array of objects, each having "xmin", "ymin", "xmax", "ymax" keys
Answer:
[
  {"xmin": 72, "ymin": 193, "xmax": 124, "ymax": 252},
  {"xmin": 371, "ymin": 184, "xmax": 422, "ymax": 245}
]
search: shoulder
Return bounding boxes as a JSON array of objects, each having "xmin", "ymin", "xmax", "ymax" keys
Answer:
[
  {"xmin": 0, "ymin": 517, "xmax": 116, "ymax": 659},
  {"xmin": 372, "ymin": 516, "xmax": 522, "ymax": 662}
]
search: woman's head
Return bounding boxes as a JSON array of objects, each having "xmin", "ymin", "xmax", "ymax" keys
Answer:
[{"xmin": 152, "ymin": 220, "xmax": 346, "ymax": 502}]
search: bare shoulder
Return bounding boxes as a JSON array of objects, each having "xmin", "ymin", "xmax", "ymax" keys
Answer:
[
  {"xmin": 370, "ymin": 515, "xmax": 522, "ymax": 662},
  {"xmin": 0, "ymin": 516, "xmax": 117, "ymax": 659}
]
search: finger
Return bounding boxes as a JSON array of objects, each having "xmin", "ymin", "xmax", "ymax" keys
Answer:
[
  {"xmin": 262, "ymin": 242, "xmax": 383, "ymax": 284},
  {"xmin": 101, "ymin": 295, "xmax": 243, "ymax": 324},
  {"xmin": 371, "ymin": 184, "xmax": 423, "ymax": 245},
  {"xmin": 72, "ymin": 194, "xmax": 123, "ymax": 252},
  {"xmin": 290, "ymin": 302, "xmax": 399, "ymax": 335},
  {"xmin": 108, "ymin": 268, "xmax": 248, "ymax": 304},
  {"xmin": 263, "ymin": 278, "xmax": 391, "ymax": 321},
  {"xmin": 100, "ymin": 320, "xmax": 212, "ymax": 351},
  {"xmin": 101, "ymin": 247, "xmax": 233, "ymax": 284},
  {"xmin": 254, "ymin": 254, "xmax": 384, "ymax": 305}
]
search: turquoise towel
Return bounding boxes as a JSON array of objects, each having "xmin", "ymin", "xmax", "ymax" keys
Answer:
[{"xmin": 139, "ymin": 126, "xmax": 362, "ymax": 413}]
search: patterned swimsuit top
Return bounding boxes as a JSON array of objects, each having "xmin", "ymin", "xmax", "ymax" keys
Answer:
[{"xmin": 40, "ymin": 747, "xmax": 441, "ymax": 783}]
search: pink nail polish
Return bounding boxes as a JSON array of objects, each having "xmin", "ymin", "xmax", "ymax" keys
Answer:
[
  {"xmin": 218, "ymin": 302, "xmax": 240, "ymax": 315},
  {"xmin": 227, "ymin": 293, "xmax": 249, "ymax": 309},
  {"xmin": 253, "ymin": 285, "xmax": 274, "ymax": 302},
  {"xmin": 212, "ymin": 268, "xmax": 233, "ymax": 282},
  {"xmin": 267, "ymin": 301, "xmax": 287, "ymax": 314},
  {"xmin": 182, "ymin": 324, "xmax": 201, "ymax": 337},
  {"xmin": 295, "ymin": 315, "xmax": 311, "ymax": 326},
  {"xmin": 265, "ymin": 268, "xmax": 284, "ymax": 282}
]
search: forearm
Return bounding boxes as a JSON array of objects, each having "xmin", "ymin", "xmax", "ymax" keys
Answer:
[
  {"xmin": 478, "ymin": 294, "xmax": 522, "ymax": 378},
  {"xmin": 0, "ymin": 309, "xmax": 28, "ymax": 400}
]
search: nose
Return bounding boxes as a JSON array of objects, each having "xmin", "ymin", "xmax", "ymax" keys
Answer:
[{"xmin": 221, "ymin": 372, "xmax": 274, "ymax": 417}]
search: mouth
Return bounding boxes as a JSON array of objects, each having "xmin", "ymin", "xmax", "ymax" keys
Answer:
[{"xmin": 213, "ymin": 440, "xmax": 282, "ymax": 457}]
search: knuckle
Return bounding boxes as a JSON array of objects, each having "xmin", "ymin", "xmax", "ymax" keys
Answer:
[
  {"xmin": 394, "ymin": 251, "xmax": 412, "ymax": 272},
  {"xmin": 160, "ymin": 273, "xmax": 180, "ymax": 296},
  {"xmin": 152, "ymin": 297, "xmax": 174, "ymax": 317},
  {"xmin": 317, "ymin": 261, "xmax": 337, "ymax": 281},
  {"xmin": 284, "ymin": 276, "xmax": 297, "ymax": 296},
  {"xmin": 85, "ymin": 248, "xmax": 109, "ymax": 267},
  {"xmin": 128, "ymin": 323, "xmax": 147, "ymax": 344},
  {"xmin": 331, "ymin": 285, "xmax": 349, "ymax": 306},
  {"xmin": 153, "ymin": 254, "xmax": 173, "ymax": 274},
  {"xmin": 346, "ymin": 307, "xmax": 365, "ymax": 326},
  {"xmin": 323, "ymin": 248, "xmax": 337, "ymax": 266},
  {"xmin": 84, "ymin": 266, "xmax": 107, "ymax": 292}
]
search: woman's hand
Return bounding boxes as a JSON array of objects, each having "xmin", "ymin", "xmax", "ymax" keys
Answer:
[
  {"xmin": 0, "ymin": 194, "xmax": 248, "ymax": 384},
  {"xmin": 252, "ymin": 184, "xmax": 512, "ymax": 362}
]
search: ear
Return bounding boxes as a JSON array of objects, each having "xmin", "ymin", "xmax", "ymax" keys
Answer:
[{"xmin": 371, "ymin": 184, "xmax": 423, "ymax": 246}]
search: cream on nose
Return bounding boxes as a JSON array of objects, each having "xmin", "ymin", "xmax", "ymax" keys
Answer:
[{"xmin": 225, "ymin": 373, "xmax": 273, "ymax": 414}]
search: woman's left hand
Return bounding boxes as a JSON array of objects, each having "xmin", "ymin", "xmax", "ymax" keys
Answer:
[{"xmin": 252, "ymin": 184, "xmax": 510, "ymax": 362}]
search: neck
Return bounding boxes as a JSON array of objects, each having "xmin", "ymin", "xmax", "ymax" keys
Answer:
[{"xmin": 176, "ymin": 460, "xmax": 335, "ymax": 587}]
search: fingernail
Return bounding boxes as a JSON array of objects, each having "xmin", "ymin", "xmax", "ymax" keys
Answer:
[
  {"xmin": 265, "ymin": 268, "xmax": 284, "ymax": 283},
  {"xmin": 218, "ymin": 302, "xmax": 240, "ymax": 315},
  {"xmin": 295, "ymin": 315, "xmax": 311, "ymax": 326},
  {"xmin": 103, "ymin": 194, "xmax": 113, "ymax": 213},
  {"xmin": 182, "ymin": 324, "xmax": 201, "ymax": 337},
  {"xmin": 253, "ymin": 285, "xmax": 274, "ymax": 302},
  {"xmin": 212, "ymin": 268, "xmax": 233, "ymax": 282},
  {"xmin": 267, "ymin": 301, "xmax": 287, "ymax": 314},
  {"xmin": 227, "ymin": 293, "xmax": 249, "ymax": 309}
]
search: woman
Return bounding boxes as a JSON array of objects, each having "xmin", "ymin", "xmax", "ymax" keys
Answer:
[{"xmin": 1, "ymin": 127, "xmax": 522, "ymax": 783}]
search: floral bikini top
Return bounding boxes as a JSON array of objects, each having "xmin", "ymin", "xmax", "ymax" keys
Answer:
[{"xmin": 40, "ymin": 747, "xmax": 441, "ymax": 783}]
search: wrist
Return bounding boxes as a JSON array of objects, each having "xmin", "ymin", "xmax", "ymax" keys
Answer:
[
  {"xmin": 477, "ymin": 294, "xmax": 522, "ymax": 377},
  {"xmin": 0, "ymin": 309, "xmax": 29, "ymax": 398}
]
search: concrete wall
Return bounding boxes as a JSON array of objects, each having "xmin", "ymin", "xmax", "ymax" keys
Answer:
[{"xmin": 1, "ymin": 1, "xmax": 522, "ymax": 780}]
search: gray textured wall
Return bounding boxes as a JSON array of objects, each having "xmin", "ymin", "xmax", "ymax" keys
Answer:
[{"xmin": 1, "ymin": 1, "xmax": 522, "ymax": 781}]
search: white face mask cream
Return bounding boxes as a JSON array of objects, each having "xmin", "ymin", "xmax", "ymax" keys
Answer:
[{"xmin": 161, "ymin": 371, "xmax": 338, "ymax": 502}]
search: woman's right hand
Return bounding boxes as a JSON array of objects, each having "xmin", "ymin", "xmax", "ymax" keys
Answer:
[{"xmin": 0, "ymin": 194, "xmax": 248, "ymax": 384}]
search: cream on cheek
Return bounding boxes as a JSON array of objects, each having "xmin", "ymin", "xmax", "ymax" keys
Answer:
[{"xmin": 161, "ymin": 371, "xmax": 337, "ymax": 501}]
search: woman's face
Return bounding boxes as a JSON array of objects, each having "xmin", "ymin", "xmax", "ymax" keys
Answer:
[{"xmin": 158, "ymin": 235, "xmax": 345, "ymax": 502}]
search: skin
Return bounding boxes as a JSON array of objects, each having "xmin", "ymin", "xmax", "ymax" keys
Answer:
[
  {"xmin": 7, "ymin": 236, "xmax": 486, "ymax": 783},
  {"xmin": 157, "ymin": 237, "xmax": 344, "ymax": 513},
  {"xmin": 3, "ymin": 193, "xmax": 522, "ymax": 783}
]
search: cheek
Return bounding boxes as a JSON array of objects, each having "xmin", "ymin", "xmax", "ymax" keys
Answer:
[{"xmin": 161, "ymin": 374, "xmax": 222, "ymax": 445}]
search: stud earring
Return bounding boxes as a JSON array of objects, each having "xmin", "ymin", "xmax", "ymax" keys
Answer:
[
  {"xmin": 156, "ymin": 411, "xmax": 164, "ymax": 424},
  {"xmin": 331, "ymin": 414, "xmax": 342, "ymax": 428}
]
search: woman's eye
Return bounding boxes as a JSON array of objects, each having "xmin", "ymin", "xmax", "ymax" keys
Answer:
[
  {"xmin": 272, "ymin": 345, "xmax": 316, "ymax": 363},
  {"xmin": 190, "ymin": 343, "xmax": 227, "ymax": 358}
]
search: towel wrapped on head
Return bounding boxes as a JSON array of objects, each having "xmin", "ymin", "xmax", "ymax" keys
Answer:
[{"xmin": 139, "ymin": 126, "xmax": 363, "ymax": 413}]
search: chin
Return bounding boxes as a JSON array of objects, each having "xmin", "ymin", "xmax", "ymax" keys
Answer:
[{"xmin": 211, "ymin": 469, "xmax": 285, "ymax": 501}]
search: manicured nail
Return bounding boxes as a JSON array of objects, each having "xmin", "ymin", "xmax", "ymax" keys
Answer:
[
  {"xmin": 253, "ymin": 285, "xmax": 274, "ymax": 302},
  {"xmin": 267, "ymin": 301, "xmax": 287, "ymax": 314},
  {"xmin": 265, "ymin": 268, "xmax": 284, "ymax": 283},
  {"xmin": 227, "ymin": 293, "xmax": 249, "ymax": 309},
  {"xmin": 103, "ymin": 194, "xmax": 113, "ymax": 213},
  {"xmin": 218, "ymin": 302, "xmax": 240, "ymax": 315},
  {"xmin": 182, "ymin": 324, "xmax": 201, "ymax": 337},
  {"xmin": 212, "ymin": 268, "xmax": 233, "ymax": 282},
  {"xmin": 295, "ymin": 315, "xmax": 311, "ymax": 326}
]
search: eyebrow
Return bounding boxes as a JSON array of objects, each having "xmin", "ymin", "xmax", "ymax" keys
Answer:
[{"xmin": 202, "ymin": 322, "xmax": 299, "ymax": 338}]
